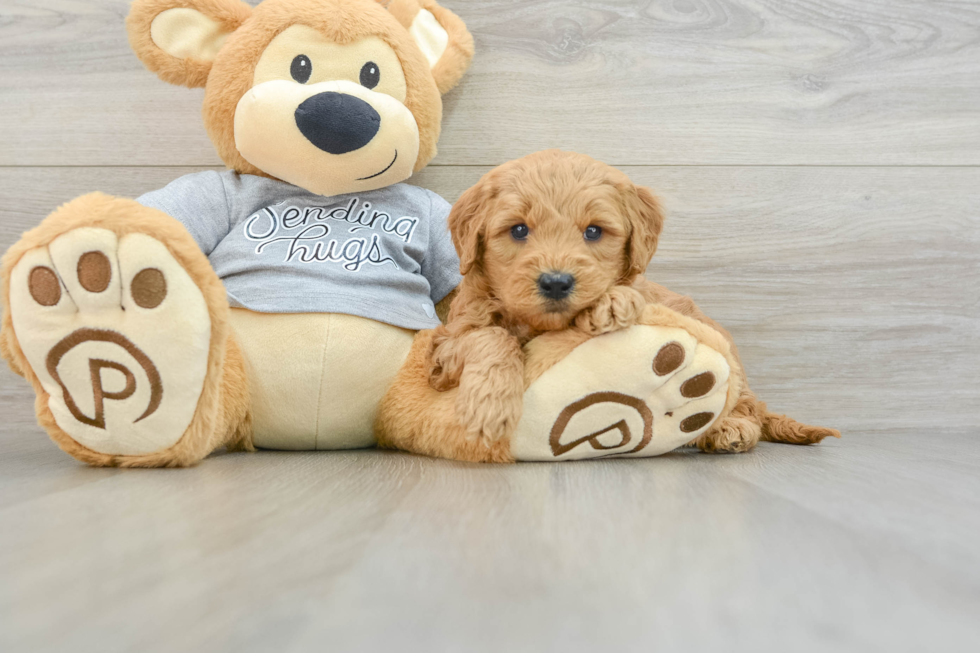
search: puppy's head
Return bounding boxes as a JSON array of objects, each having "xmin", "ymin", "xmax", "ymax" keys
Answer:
[{"xmin": 450, "ymin": 150, "xmax": 664, "ymax": 331}]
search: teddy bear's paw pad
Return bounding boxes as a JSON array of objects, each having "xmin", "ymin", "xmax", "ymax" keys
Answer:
[
  {"xmin": 511, "ymin": 325, "xmax": 730, "ymax": 461},
  {"xmin": 8, "ymin": 228, "xmax": 212, "ymax": 456}
]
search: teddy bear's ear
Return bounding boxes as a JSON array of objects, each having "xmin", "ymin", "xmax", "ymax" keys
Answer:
[
  {"xmin": 127, "ymin": 0, "xmax": 253, "ymax": 88},
  {"xmin": 385, "ymin": 0, "xmax": 475, "ymax": 94}
]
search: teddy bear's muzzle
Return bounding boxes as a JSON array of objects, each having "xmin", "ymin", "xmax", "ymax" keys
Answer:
[{"xmin": 295, "ymin": 91, "xmax": 382, "ymax": 155}]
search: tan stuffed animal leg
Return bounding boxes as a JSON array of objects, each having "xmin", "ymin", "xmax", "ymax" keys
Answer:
[
  {"xmin": 377, "ymin": 304, "xmax": 743, "ymax": 463},
  {"xmin": 1, "ymin": 193, "xmax": 251, "ymax": 467}
]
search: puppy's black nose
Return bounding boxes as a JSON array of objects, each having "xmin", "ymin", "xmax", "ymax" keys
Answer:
[
  {"xmin": 295, "ymin": 92, "xmax": 380, "ymax": 155},
  {"xmin": 538, "ymin": 272, "xmax": 576, "ymax": 300}
]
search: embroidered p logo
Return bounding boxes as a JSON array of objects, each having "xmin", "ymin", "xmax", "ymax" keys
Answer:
[
  {"xmin": 549, "ymin": 391, "xmax": 654, "ymax": 457},
  {"xmin": 45, "ymin": 328, "xmax": 163, "ymax": 429}
]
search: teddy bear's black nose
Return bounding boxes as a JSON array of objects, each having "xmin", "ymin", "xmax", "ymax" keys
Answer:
[
  {"xmin": 295, "ymin": 92, "xmax": 380, "ymax": 155},
  {"xmin": 538, "ymin": 272, "xmax": 576, "ymax": 300}
]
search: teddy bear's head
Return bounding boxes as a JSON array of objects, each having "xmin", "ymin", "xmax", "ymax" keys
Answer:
[{"xmin": 127, "ymin": 0, "xmax": 473, "ymax": 196}]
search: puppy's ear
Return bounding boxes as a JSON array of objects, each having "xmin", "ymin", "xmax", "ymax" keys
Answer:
[
  {"xmin": 385, "ymin": 0, "xmax": 475, "ymax": 94},
  {"xmin": 127, "ymin": 0, "xmax": 252, "ymax": 88},
  {"xmin": 622, "ymin": 185, "xmax": 665, "ymax": 282},
  {"xmin": 448, "ymin": 178, "xmax": 496, "ymax": 275}
]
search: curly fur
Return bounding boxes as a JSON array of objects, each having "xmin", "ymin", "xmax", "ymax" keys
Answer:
[{"xmin": 427, "ymin": 150, "xmax": 840, "ymax": 453}]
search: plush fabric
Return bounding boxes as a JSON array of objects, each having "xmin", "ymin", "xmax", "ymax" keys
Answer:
[
  {"xmin": 126, "ymin": 0, "xmax": 253, "ymax": 88},
  {"xmin": 9, "ymin": 229, "xmax": 212, "ymax": 456},
  {"xmin": 383, "ymin": 0, "xmax": 473, "ymax": 93},
  {"xmin": 151, "ymin": 8, "xmax": 230, "ymax": 62},
  {"xmin": 420, "ymin": 0, "xmax": 474, "ymax": 94},
  {"xmin": 3, "ymin": 0, "xmax": 477, "ymax": 467},
  {"xmin": 512, "ymin": 313, "xmax": 736, "ymax": 461},
  {"xmin": 409, "ymin": 9, "xmax": 449, "ymax": 67},
  {"xmin": 205, "ymin": 0, "xmax": 438, "ymax": 179},
  {"xmin": 1, "ymin": 194, "xmax": 252, "ymax": 467},
  {"xmin": 127, "ymin": 0, "xmax": 474, "ymax": 182},
  {"xmin": 234, "ymin": 79, "xmax": 421, "ymax": 194},
  {"xmin": 376, "ymin": 304, "xmax": 743, "ymax": 463},
  {"xmin": 229, "ymin": 308, "xmax": 415, "ymax": 450},
  {"xmin": 136, "ymin": 170, "xmax": 462, "ymax": 328}
]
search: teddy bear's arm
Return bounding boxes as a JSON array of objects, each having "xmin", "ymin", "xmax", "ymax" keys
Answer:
[{"xmin": 136, "ymin": 170, "xmax": 236, "ymax": 256}]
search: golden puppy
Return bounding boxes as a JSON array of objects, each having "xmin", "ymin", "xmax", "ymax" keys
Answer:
[{"xmin": 425, "ymin": 149, "xmax": 839, "ymax": 453}]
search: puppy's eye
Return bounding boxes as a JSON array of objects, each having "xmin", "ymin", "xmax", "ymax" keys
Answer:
[
  {"xmin": 584, "ymin": 225, "xmax": 603, "ymax": 241},
  {"xmin": 360, "ymin": 62, "xmax": 380, "ymax": 89},
  {"xmin": 510, "ymin": 224, "xmax": 530, "ymax": 241},
  {"xmin": 291, "ymin": 55, "xmax": 312, "ymax": 84}
]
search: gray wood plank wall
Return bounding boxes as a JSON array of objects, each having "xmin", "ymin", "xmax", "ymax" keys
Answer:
[{"xmin": 4, "ymin": 1, "xmax": 980, "ymax": 166}]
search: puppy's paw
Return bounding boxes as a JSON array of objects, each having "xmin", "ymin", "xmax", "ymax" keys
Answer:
[
  {"xmin": 427, "ymin": 330, "xmax": 463, "ymax": 392},
  {"xmin": 451, "ymin": 329, "xmax": 525, "ymax": 441},
  {"xmin": 428, "ymin": 354, "xmax": 458, "ymax": 392},
  {"xmin": 691, "ymin": 415, "xmax": 761, "ymax": 453},
  {"xmin": 455, "ymin": 381, "xmax": 524, "ymax": 442},
  {"xmin": 575, "ymin": 286, "xmax": 646, "ymax": 335}
]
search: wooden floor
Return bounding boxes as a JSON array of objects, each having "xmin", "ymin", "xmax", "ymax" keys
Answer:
[{"xmin": 1, "ymin": 1, "xmax": 979, "ymax": 651}]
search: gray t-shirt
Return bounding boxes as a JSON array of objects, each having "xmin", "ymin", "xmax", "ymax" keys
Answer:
[{"xmin": 137, "ymin": 171, "xmax": 461, "ymax": 330}]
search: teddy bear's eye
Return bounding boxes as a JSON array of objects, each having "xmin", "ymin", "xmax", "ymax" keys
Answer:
[
  {"xmin": 291, "ymin": 55, "xmax": 312, "ymax": 84},
  {"xmin": 584, "ymin": 225, "xmax": 603, "ymax": 241},
  {"xmin": 359, "ymin": 62, "xmax": 380, "ymax": 89}
]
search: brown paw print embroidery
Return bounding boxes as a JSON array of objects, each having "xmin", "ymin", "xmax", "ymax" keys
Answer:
[
  {"xmin": 28, "ymin": 256, "xmax": 171, "ymax": 430},
  {"xmin": 9, "ymin": 227, "xmax": 213, "ymax": 456},
  {"xmin": 44, "ymin": 328, "xmax": 163, "ymax": 430},
  {"xmin": 548, "ymin": 341, "xmax": 721, "ymax": 458},
  {"xmin": 549, "ymin": 392, "xmax": 654, "ymax": 456}
]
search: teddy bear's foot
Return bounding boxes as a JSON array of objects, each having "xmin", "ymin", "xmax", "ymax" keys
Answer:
[
  {"xmin": 2, "ymin": 194, "xmax": 247, "ymax": 466},
  {"xmin": 511, "ymin": 309, "xmax": 739, "ymax": 461}
]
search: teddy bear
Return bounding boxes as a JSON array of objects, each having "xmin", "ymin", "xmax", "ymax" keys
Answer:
[
  {"xmin": 0, "ymin": 0, "xmax": 791, "ymax": 468},
  {"xmin": 1, "ymin": 0, "xmax": 476, "ymax": 466}
]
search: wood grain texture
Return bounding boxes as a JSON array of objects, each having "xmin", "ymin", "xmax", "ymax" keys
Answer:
[
  {"xmin": 2, "ymin": 1, "xmax": 980, "ymax": 166},
  {"xmin": 0, "ymin": 434, "xmax": 979, "ymax": 652},
  {"xmin": 2, "ymin": 165, "xmax": 977, "ymax": 435}
]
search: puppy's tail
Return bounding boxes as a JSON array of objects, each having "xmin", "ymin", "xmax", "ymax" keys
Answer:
[{"xmin": 760, "ymin": 410, "xmax": 841, "ymax": 445}]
